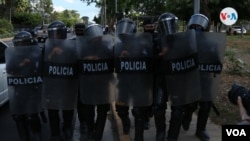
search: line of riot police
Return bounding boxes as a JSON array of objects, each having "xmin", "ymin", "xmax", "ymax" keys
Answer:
[{"xmin": 4, "ymin": 11, "xmax": 226, "ymax": 141}]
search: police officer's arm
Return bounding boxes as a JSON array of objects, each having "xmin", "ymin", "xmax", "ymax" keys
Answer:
[
  {"xmin": 47, "ymin": 47, "xmax": 63, "ymax": 60},
  {"xmin": 19, "ymin": 58, "xmax": 31, "ymax": 66}
]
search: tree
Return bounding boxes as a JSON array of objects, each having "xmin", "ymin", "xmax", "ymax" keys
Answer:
[
  {"xmin": 12, "ymin": 12, "xmax": 42, "ymax": 27},
  {"xmin": 49, "ymin": 10, "xmax": 81, "ymax": 27}
]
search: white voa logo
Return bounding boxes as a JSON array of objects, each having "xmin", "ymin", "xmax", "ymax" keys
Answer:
[{"xmin": 220, "ymin": 7, "xmax": 238, "ymax": 26}]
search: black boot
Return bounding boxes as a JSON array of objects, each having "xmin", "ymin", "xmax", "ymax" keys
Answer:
[
  {"xmin": 121, "ymin": 116, "xmax": 131, "ymax": 134},
  {"xmin": 182, "ymin": 111, "xmax": 193, "ymax": 131},
  {"xmin": 182, "ymin": 102, "xmax": 198, "ymax": 131},
  {"xmin": 28, "ymin": 114, "xmax": 42, "ymax": 141},
  {"xmin": 144, "ymin": 117, "xmax": 150, "ymax": 130},
  {"xmin": 167, "ymin": 106, "xmax": 184, "ymax": 141},
  {"xmin": 13, "ymin": 115, "xmax": 30, "ymax": 141},
  {"xmin": 154, "ymin": 111, "xmax": 166, "ymax": 141},
  {"xmin": 116, "ymin": 105, "xmax": 130, "ymax": 134},
  {"xmin": 79, "ymin": 122, "xmax": 88, "ymax": 141},
  {"xmin": 94, "ymin": 113, "xmax": 107, "ymax": 141},
  {"xmin": 195, "ymin": 131, "xmax": 210, "ymax": 141},
  {"xmin": 134, "ymin": 118, "xmax": 144, "ymax": 141},
  {"xmin": 195, "ymin": 102, "xmax": 212, "ymax": 141},
  {"xmin": 62, "ymin": 110, "xmax": 74, "ymax": 141}
]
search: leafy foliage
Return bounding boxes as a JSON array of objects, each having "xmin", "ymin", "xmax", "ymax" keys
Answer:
[
  {"xmin": 12, "ymin": 12, "xmax": 42, "ymax": 27},
  {"xmin": 0, "ymin": 19, "xmax": 13, "ymax": 34}
]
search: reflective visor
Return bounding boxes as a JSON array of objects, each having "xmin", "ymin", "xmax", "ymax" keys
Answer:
[
  {"xmin": 116, "ymin": 19, "xmax": 135, "ymax": 34},
  {"xmin": 158, "ymin": 17, "xmax": 178, "ymax": 35}
]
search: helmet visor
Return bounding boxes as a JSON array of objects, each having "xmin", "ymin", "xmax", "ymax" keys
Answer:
[
  {"xmin": 159, "ymin": 17, "xmax": 178, "ymax": 35},
  {"xmin": 116, "ymin": 19, "xmax": 135, "ymax": 34},
  {"xmin": 84, "ymin": 24, "xmax": 103, "ymax": 37}
]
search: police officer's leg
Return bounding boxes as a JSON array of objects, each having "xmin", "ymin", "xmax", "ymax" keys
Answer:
[
  {"xmin": 132, "ymin": 107, "xmax": 147, "ymax": 141},
  {"xmin": 182, "ymin": 101, "xmax": 198, "ymax": 131},
  {"xmin": 79, "ymin": 104, "xmax": 95, "ymax": 139},
  {"xmin": 167, "ymin": 105, "xmax": 184, "ymax": 141},
  {"xmin": 153, "ymin": 75, "xmax": 168, "ymax": 141},
  {"xmin": 13, "ymin": 114, "xmax": 30, "ymax": 141},
  {"xmin": 62, "ymin": 109, "xmax": 74, "ymax": 140},
  {"xmin": 47, "ymin": 109, "xmax": 61, "ymax": 140},
  {"xmin": 28, "ymin": 113, "xmax": 42, "ymax": 141},
  {"xmin": 77, "ymin": 97, "xmax": 88, "ymax": 140},
  {"xmin": 144, "ymin": 106, "xmax": 152, "ymax": 130},
  {"xmin": 94, "ymin": 104, "xmax": 110, "ymax": 141},
  {"xmin": 195, "ymin": 101, "xmax": 212, "ymax": 141},
  {"xmin": 115, "ymin": 104, "xmax": 130, "ymax": 134}
]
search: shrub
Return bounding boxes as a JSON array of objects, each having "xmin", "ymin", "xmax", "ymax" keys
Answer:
[{"xmin": 0, "ymin": 19, "xmax": 13, "ymax": 34}]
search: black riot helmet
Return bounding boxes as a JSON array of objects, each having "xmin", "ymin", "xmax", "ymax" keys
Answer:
[
  {"xmin": 115, "ymin": 18, "xmax": 136, "ymax": 35},
  {"xmin": 157, "ymin": 12, "xmax": 178, "ymax": 35},
  {"xmin": 12, "ymin": 31, "xmax": 37, "ymax": 46},
  {"xmin": 187, "ymin": 14, "xmax": 209, "ymax": 32},
  {"xmin": 84, "ymin": 23, "xmax": 103, "ymax": 38},
  {"xmin": 74, "ymin": 23, "xmax": 86, "ymax": 36},
  {"xmin": 48, "ymin": 20, "xmax": 67, "ymax": 39}
]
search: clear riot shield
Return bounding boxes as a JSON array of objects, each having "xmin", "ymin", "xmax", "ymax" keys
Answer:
[
  {"xmin": 5, "ymin": 45, "xmax": 43, "ymax": 114},
  {"xmin": 161, "ymin": 30, "xmax": 201, "ymax": 106},
  {"xmin": 76, "ymin": 35, "xmax": 115, "ymax": 105},
  {"xmin": 196, "ymin": 32, "xmax": 226, "ymax": 101},
  {"xmin": 43, "ymin": 39, "xmax": 78, "ymax": 110},
  {"xmin": 114, "ymin": 33, "xmax": 154, "ymax": 107}
]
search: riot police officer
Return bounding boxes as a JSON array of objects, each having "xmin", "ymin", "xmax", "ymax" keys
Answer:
[
  {"xmin": 114, "ymin": 18, "xmax": 137, "ymax": 136},
  {"xmin": 158, "ymin": 12, "xmax": 202, "ymax": 141},
  {"xmin": 5, "ymin": 31, "xmax": 43, "ymax": 141},
  {"xmin": 76, "ymin": 23, "xmax": 114, "ymax": 141},
  {"xmin": 74, "ymin": 23, "xmax": 86, "ymax": 36},
  {"xmin": 73, "ymin": 22, "xmax": 88, "ymax": 140},
  {"xmin": 42, "ymin": 20, "xmax": 78, "ymax": 141},
  {"xmin": 114, "ymin": 18, "xmax": 154, "ymax": 141},
  {"xmin": 142, "ymin": 17, "xmax": 168, "ymax": 141},
  {"xmin": 182, "ymin": 14, "xmax": 226, "ymax": 141}
]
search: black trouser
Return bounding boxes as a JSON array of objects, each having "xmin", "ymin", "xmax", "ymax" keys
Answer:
[
  {"xmin": 132, "ymin": 106, "xmax": 148, "ymax": 141},
  {"xmin": 196, "ymin": 101, "xmax": 212, "ymax": 132},
  {"xmin": 78, "ymin": 103, "xmax": 110, "ymax": 141},
  {"xmin": 115, "ymin": 104, "xmax": 131, "ymax": 134},
  {"xmin": 167, "ymin": 105, "xmax": 185, "ymax": 140},
  {"xmin": 13, "ymin": 113, "xmax": 42, "ymax": 141},
  {"xmin": 47, "ymin": 109, "xmax": 74, "ymax": 137},
  {"xmin": 146, "ymin": 75, "xmax": 168, "ymax": 141},
  {"xmin": 183, "ymin": 101, "xmax": 212, "ymax": 132}
]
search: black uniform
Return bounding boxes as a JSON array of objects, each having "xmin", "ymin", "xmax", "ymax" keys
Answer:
[
  {"xmin": 182, "ymin": 14, "xmax": 215, "ymax": 141},
  {"xmin": 5, "ymin": 31, "xmax": 44, "ymax": 141},
  {"xmin": 76, "ymin": 23, "xmax": 113, "ymax": 141},
  {"xmin": 43, "ymin": 20, "xmax": 77, "ymax": 141},
  {"xmin": 143, "ymin": 17, "xmax": 168, "ymax": 141},
  {"xmin": 114, "ymin": 18, "xmax": 137, "ymax": 136},
  {"xmin": 115, "ymin": 18, "xmax": 154, "ymax": 141}
]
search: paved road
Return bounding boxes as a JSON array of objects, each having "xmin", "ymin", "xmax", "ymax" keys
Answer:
[
  {"xmin": 0, "ymin": 103, "xmax": 116, "ymax": 141},
  {"xmin": 112, "ymin": 102, "xmax": 222, "ymax": 141}
]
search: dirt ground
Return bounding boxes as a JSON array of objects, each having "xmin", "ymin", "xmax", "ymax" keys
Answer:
[{"xmin": 210, "ymin": 35, "xmax": 250, "ymax": 125}]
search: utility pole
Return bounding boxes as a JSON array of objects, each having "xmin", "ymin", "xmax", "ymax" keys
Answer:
[
  {"xmin": 194, "ymin": 0, "xmax": 200, "ymax": 14},
  {"xmin": 104, "ymin": 0, "xmax": 106, "ymax": 26}
]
